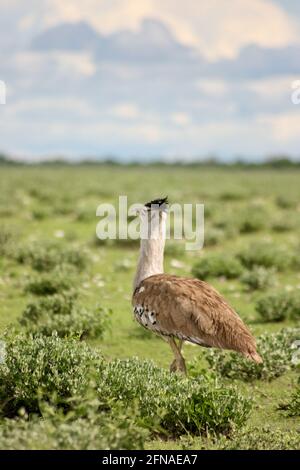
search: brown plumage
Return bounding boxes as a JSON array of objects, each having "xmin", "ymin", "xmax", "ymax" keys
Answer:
[{"xmin": 132, "ymin": 198, "xmax": 262, "ymax": 374}]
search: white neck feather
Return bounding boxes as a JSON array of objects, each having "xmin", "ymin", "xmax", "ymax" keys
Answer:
[{"xmin": 133, "ymin": 211, "xmax": 166, "ymax": 290}]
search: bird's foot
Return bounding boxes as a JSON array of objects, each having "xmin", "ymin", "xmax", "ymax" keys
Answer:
[
  {"xmin": 170, "ymin": 359, "xmax": 177, "ymax": 373},
  {"xmin": 169, "ymin": 358, "xmax": 187, "ymax": 376},
  {"xmin": 177, "ymin": 358, "xmax": 187, "ymax": 376}
]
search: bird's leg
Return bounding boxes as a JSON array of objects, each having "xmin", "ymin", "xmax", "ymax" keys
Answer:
[{"xmin": 168, "ymin": 338, "xmax": 187, "ymax": 375}]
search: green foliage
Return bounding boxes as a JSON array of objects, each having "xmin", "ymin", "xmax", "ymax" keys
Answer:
[
  {"xmin": 238, "ymin": 242, "xmax": 292, "ymax": 270},
  {"xmin": 280, "ymin": 383, "xmax": 300, "ymax": 417},
  {"xmin": 0, "ymin": 226, "xmax": 16, "ymax": 256},
  {"xmin": 271, "ymin": 217, "xmax": 295, "ymax": 233},
  {"xmin": 204, "ymin": 228, "xmax": 225, "ymax": 247},
  {"xmin": 164, "ymin": 242, "xmax": 185, "ymax": 257},
  {"xmin": 0, "ymin": 335, "xmax": 251, "ymax": 438},
  {"xmin": 276, "ymin": 195, "xmax": 298, "ymax": 209},
  {"xmin": 238, "ymin": 207, "xmax": 269, "ymax": 233},
  {"xmin": 15, "ymin": 242, "xmax": 87, "ymax": 272},
  {"xmin": 0, "ymin": 408, "xmax": 146, "ymax": 450},
  {"xmin": 97, "ymin": 358, "xmax": 252, "ymax": 436},
  {"xmin": 211, "ymin": 426, "xmax": 300, "ymax": 450},
  {"xmin": 0, "ymin": 333, "xmax": 102, "ymax": 416},
  {"xmin": 202, "ymin": 328, "xmax": 300, "ymax": 382},
  {"xmin": 25, "ymin": 269, "xmax": 74, "ymax": 296},
  {"xmin": 256, "ymin": 291, "xmax": 300, "ymax": 322},
  {"xmin": 240, "ymin": 266, "xmax": 276, "ymax": 291},
  {"xmin": 192, "ymin": 254, "xmax": 243, "ymax": 280},
  {"xmin": 19, "ymin": 294, "xmax": 110, "ymax": 339}
]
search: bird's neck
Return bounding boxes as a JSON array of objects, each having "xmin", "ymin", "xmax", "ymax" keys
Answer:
[{"xmin": 133, "ymin": 216, "xmax": 166, "ymax": 290}]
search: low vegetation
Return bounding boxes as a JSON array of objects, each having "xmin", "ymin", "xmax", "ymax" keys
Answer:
[
  {"xmin": 19, "ymin": 294, "xmax": 110, "ymax": 339},
  {"xmin": 256, "ymin": 291, "xmax": 300, "ymax": 322},
  {"xmin": 192, "ymin": 254, "xmax": 243, "ymax": 280},
  {"xmin": 198, "ymin": 328, "xmax": 300, "ymax": 382}
]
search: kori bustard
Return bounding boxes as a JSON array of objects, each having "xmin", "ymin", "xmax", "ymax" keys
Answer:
[{"xmin": 132, "ymin": 197, "xmax": 262, "ymax": 374}]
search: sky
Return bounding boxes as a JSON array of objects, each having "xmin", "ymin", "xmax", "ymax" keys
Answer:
[{"xmin": 0, "ymin": 0, "xmax": 300, "ymax": 161}]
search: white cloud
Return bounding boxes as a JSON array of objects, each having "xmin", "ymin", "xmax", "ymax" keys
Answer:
[
  {"xmin": 196, "ymin": 79, "xmax": 228, "ymax": 96},
  {"xmin": 29, "ymin": 0, "xmax": 300, "ymax": 60},
  {"xmin": 246, "ymin": 76, "xmax": 298, "ymax": 97},
  {"xmin": 171, "ymin": 112, "xmax": 191, "ymax": 126},
  {"xmin": 258, "ymin": 111, "xmax": 300, "ymax": 141},
  {"xmin": 111, "ymin": 103, "xmax": 140, "ymax": 119}
]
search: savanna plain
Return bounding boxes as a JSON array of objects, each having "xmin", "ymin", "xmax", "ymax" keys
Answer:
[{"xmin": 0, "ymin": 164, "xmax": 300, "ymax": 450}]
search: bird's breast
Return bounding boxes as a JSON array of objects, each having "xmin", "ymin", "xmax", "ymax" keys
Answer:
[{"xmin": 133, "ymin": 304, "xmax": 158, "ymax": 331}]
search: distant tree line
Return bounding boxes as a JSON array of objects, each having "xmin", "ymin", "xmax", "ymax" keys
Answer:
[{"xmin": 0, "ymin": 152, "xmax": 299, "ymax": 169}]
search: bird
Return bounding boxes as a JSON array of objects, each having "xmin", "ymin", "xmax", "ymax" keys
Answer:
[{"xmin": 132, "ymin": 197, "xmax": 262, "ymax": 375}]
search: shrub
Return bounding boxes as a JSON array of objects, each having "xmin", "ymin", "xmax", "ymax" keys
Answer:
[
  {"xmin": 15, "ymin": 242, "xmax": 87, "ymax": 272},
  {"xmin": 0, "ymin": 226, "xmax": 15, "ymax": 256},
  {"xmin": 0, "ymin": 333, "xmax": 102, "ymax": 416},
  {"xmin": 97, "ymin": 358, "xmax": 251, "ymax": 436},
  {"xmin": 218, "ymin": 191, "xmax": 246, "ymax": 201},
  {"xmin": 204, "ymin": 228, "xmax": 225, "ymax": 247},
  {"xmin": 256, "ymin": 291, "xmax": 300, "ymax": 322},
  {"xmin": 240, "ymin": 266, "xmax": 276, "ymax": 291},
  {"xmin": 202, "ymin": 328, "xmax": 300, "ymax": 382},
  {"xmin": 0, "ymin": 408, "xmax": 146, "ymax": 450},
  {"xmin": 280, "ymin": 384, "xmax": 300, "ymax": 417},
  {"xmin": 211, "ymin": 426, "xmax": 300, "ymax": 450},
  {"xmin": 164, "ymin": 242, "xmax": 185, "ymax": 257},
  {"xmin": 238, "ymin": 242, "xmax": 292, "ymax": 271},
  {"xmin": 271, "ymin": 217, "xmax": 295, "ymax": 233},
  {"xmin": 276, "ymin": 195, "xmax": 297, "ymax": 209},
  {"xmin": 192, "ymin": 254, "xmax": 243, "ymax": 280},
  {"xmin": 238, "ymin": 207, "xmax": 268, "ymax": 233},
  {"xmin": 25, "ymin": 269, "xmax": 74, "ymax": 296},
  {"xmin": 20, "ymin": 294, "xmax": 110, "ymax": 339}
]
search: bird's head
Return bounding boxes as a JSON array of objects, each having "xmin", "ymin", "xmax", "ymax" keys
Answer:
[
  {"xmin": 135, "ymin": 197, "xmax": 168, "ymax": 238},
  {"xmin": 144, "ymin": 196, "xmax": 168, "ymax": 212}
]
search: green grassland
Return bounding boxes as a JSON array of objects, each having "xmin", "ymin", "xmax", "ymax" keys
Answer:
[{"xmin": 0, "ymin": 164, "xmax": 300, "ymax": 449}]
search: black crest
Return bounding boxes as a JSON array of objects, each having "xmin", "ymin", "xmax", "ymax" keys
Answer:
[{"xmin": 144, "ymin": 196, "xmax": 168, "ymax": 209}]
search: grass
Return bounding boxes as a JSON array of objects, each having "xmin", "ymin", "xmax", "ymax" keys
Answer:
[{"xmin": 0, "ymin": 164, "xmax": 300, "ymax": 449}]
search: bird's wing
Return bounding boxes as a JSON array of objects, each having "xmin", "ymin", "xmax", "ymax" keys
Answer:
[{"xmin": 133, "ymin": 274, "xmax": 260, "ymax": 359}]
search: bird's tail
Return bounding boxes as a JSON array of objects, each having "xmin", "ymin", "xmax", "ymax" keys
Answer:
[{"xmin": 244, "ymin": 351, "xmax": 263, "ymax": 363}]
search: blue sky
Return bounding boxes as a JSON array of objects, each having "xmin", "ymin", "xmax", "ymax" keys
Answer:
[{"xmin": 0, "ymin": 0, "xmax": 300, "ymax": 161}]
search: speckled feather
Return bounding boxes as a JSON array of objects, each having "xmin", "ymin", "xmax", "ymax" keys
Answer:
[{"xmin": 132, "ymin": 273, "xmax": 262, "ymax": 361}]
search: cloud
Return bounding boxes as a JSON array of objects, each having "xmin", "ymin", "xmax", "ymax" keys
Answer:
[
  {"xmin": 111, "ymin": 102, "xmax": 140, "ymax": 119},
  {"xmin": 1, "ymin": 0, "xmax": 300, "ymax": 160},
  {"xmin": 171, "ymin": 112, "xmax": 191, "ymax": 126},
  {"xmin": 3, "ymin": 0, "xmax": 299, "ymax": 59}
]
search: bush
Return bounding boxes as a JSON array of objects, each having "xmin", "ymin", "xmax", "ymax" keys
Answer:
[
  {"xmin": 0, "ymin": 333, "xmax": 102, "ymax": 416},
  {"xmin": 240, "ymin": 266, "xmax": 276, "ymax": 291},
  {"xmin": 256, "ymin": 291, "xmax": 300, "ymax": 322},
  {"xmin": 0, "ymin": 336, "xmax": 251, "ymax": 437},
  {"xmin": 164, "ymin": 242, "xmax": 185, "ymax": 257},
  {"xmin": 211, "ymin": 426, "xmax": 300, "ymax": 450},
  {"xmin": 202, "ymin": 328, "xmax": 300, "ymax": 382},
  {"xmin": 20, "ymin": 294, "xmax": 110, "ymax": 339},
  {"xmin": 192, "ymin": 254, "xmax": 243, "ymax": 280},
  {"xmin": 25, "ymin": 269, "xmax": 74, "ymax": 296},
  {"xmin": 97, "ymin": 358, "xmax": 251, "ymax": 436},
  {"xmin": 0, "ymin": 226, "xmax": 16, "ymax": 256},
  {"xmin": 238, "ymin": 207, "xmax": 268, "ymax": 233},
  {"xmin": 276, "ymin": 195, "xmax": 297, "ymax": 209},
  {"xmin": 15, "ymin": 242, "xmax": 87, "ymax": 272},
  {"xmin": 280, "ymin": 384, "xmax": 300, "ymax": 417},
  {"xmin": 271, "ymin": 217, "xmax": 295, "ymax": 233},
  {"xmin": 204, "ymin": 228, "xmax": 225, "ymax": 247},
  {"xmin": 238, "ymin": 242, "xmax": 292, "ymax": 271},
  {"xmin": 0, "ymin": 408, "xmax": 146, "ymax": 450}
]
